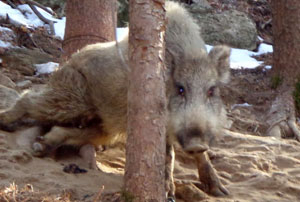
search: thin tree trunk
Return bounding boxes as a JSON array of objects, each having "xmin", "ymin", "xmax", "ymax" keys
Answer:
[
  {"xmin": 62, "ymin": 0, "xmax": 117, "ymax": 60},
  {"xmin": 61, "ymin": 0, "xmax": 117, "ymax": 170},
  {"xmin": 125, "ymin": 0, "xmax": 167, "ymax": 201},
  {"xmin": 266, "ymin": 1, "xmax": 300, "ymax": 141}
]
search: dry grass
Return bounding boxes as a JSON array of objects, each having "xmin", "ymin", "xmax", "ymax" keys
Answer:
[
  {"xmin": 0, "ymin": 183, "xmax": 73, "ymax": 202},
  {"xmin": 0, "ymin": 183, "xmax": 122, "ymax": 202}
]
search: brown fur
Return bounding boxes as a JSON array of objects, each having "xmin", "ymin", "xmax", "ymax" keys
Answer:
[{"xmin": 0, "ymin": 1, "xmax": 230, "ymax": 199}]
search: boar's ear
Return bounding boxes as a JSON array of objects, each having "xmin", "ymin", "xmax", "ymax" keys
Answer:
[
  {"xmin": 166, "ymin": 45, "xmax": 183, "ymax": 72},
  {"xmin": 208, "ymin": 46, "xmax": 231, "ymax": 84}
]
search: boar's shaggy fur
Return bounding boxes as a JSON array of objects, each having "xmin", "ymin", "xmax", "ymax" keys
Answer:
[{"xmin": 0, "ymin": 1, "xmax": 230, "ymax": 199}]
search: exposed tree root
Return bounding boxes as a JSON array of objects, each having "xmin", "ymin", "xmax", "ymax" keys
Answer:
[{"xmin": 266, "ymin": 86, "xmax": 300, "ymax": 141}]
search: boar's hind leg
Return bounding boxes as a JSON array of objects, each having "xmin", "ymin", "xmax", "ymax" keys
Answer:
[
  {"xmin": 166, "ymin": 143, "xmax": 176, "ymax": 201},
  {"xmin": 32, "ymin": 126, "xmax": 99, "ymax": 169},
  {"xmin": 195, "ymin": 152, "xmax": 229, "ymax": 196},
  {"xmin": 0, "ymin": 94, "xmax": 28, "ymax": 126},
  {"xmin": 32, "ymin": 126, "xmax": 100, "ymax": 169},
  {"xmin": 32, "ymin": 126, "xmax": 98, "ymax": 156}
]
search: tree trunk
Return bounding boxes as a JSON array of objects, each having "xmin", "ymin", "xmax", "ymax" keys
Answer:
[
  {"xmin": 266, "ymin": 1, "xmax": 300, "ymax": 141},
  {"xmin": 62, "ymin": 0, "xmax": 117, "ymax": 60},
  {"xmin": 125, "ymin": 0, "xmax": 167, "ymax": 201},
  {"xmin": 272, "ymin": 1, "xmax": 300, "ymax": 83}
]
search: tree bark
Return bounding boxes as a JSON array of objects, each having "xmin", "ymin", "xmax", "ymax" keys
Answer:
[
  {"xmin": 266, "ymin": 1, "xmax": 300, "ymax": 141},
  {"xmin": 125, "ymin": 0, "xmax": 167, "ymax": 201},
  {"xmin": 272, "ymin": 0, "xmax": 300, "ymax": 83},
  {"xmin": 62, "ymin": 0, "xmax": 117, "ymax": 60}
]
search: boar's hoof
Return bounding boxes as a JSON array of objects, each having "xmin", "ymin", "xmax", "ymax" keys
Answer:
[
  {"xmin": 32, "ymin": 141, "xmax": 50, "ymax": 157},
  {"xmin": 210, "ymin": 183, "xmax": 229, "ymax": 196},
  {"xmin": 79, "ymin": 144, "xmax": 98, "ymax": 170},
  {"xmin": 167, "ymin": 197, "xmax": 175, "ymax": 202}
]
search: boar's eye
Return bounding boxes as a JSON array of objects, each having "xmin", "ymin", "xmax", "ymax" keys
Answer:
[
  {"xmin": 207, "ymin": 86, "xmax": 216, "ymax": 97},
  {"xmin": 176, "ymin": 84, "xmax": 185, "ymax": 97}
]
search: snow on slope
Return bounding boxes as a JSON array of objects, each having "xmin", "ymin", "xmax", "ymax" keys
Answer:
[{"xmin": 0, "ymin": 2, "xmax": 273, "ymax": 74}]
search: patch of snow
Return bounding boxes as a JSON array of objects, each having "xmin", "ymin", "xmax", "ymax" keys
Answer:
[
  {"xmin": 255, "ymin": 43, "xmax": 273, "ymax": 55},
  {"xmin": 0, "ymin": 2, "xmax": 65, "ymax": 39},
  {"xmin": 0, "ymin": 2, "xmax": 28, "ymax": 27},
  {"xmin": 116, "ymin": 27, "xmax": 128, "ymax": 41},
  {"xmin": 231, "ymin": 48, "xmax": 263, "ymax": 69},
  {"xmin": 54, "ymin": 17, "xmax": 66, "ymax": 39},
  {"xmin": 0, "ymin": 1, "xmax": 275, "ymax": 71},
  {"xmin": 265, "ymin": 65, "xmax": 272, "ymax": 69},
  {"xmin": 231, "ymin": 103, "xmax": 252, "ymax": 110},
  {"xmin": 17, "ymin": 4, "xmax": 46, "ymax": 27},
  {"xmin": 35, "ymin": 62, "xmax": 59, "ymax": 75},
  {"xmin": 17, "ymin": 4, "xmax": 66, "ymax": 39},
  {"xmin": 0, "ymin": 26, "xmax": 13, "ymax": 32},
  {"xmin": 206, "ymin": 45, "xmax": 264, "ymax": 69},
  {"xmin": 0, "ymin": 40, "xmax": 13, "ymax": 48}
]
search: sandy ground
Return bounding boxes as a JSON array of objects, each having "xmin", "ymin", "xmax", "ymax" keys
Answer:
[{"xmin": 0, "ymin": 125, "xmax": 300, "ymax": 202}]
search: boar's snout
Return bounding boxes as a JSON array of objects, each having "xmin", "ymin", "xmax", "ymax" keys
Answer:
[{"xmin": 176, "ymin": 127, "xmax": 209, "ymax": 154}]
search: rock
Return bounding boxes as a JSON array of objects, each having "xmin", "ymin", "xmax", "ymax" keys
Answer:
[
  {"xmin": 190, "ymin": 7, "xmax": 258, "ymax": 50},
  {"xmin": 189, "ymin": 0, "xmax": 213, "ymax": 14},
  {"xmin": 0, "ymin": 26, "xmax": 16, "ymax": 48},
  {"xmin": 16, "ymin": 80, "xmax": 32, "ymax": 89},
  {"xmin": 175, "ymin": 182, "xmax": 208, "ymax": 201},
  {"xmin": 2, "ymin": 48, "xmax": 56, "ymax": 76},
  {"xmin": 32, "ymin": 33, "xmax": 62, "ymax": 58},
  {"xmin": 0, "ymin": 74, "xmax": 16, "ymax": 89},
  {"xmin": 0, "ymin": 85, "xmax": 19, "ymax": 110}
]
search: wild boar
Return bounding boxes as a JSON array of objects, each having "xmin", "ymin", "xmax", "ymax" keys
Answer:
[{"xmin": 0, "ymin": 1, "xmax": 230, "ymax": 199}]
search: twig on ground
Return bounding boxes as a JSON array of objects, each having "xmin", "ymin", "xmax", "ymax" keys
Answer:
[{"xmin": 93, "ymin": 185, "xmax": 105, "ymax": 202}]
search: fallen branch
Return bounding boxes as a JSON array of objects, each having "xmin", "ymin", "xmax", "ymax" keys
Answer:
[
  {"xmin": 26, "ymin": 1, "xmax": 55, "ymax": 35},
  {"xmin": 6, "ymin": 0, "xmax": 26, "ymax": 15},
  {"xmin": 24, "ymin": 0, "xmax": 54, "ymax": 16}
]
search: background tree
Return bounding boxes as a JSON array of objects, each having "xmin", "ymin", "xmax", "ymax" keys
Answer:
[
  {"xmin": 62, "ymin": 0, "xmax": 117, "ymax": 60},
  {"xmin": 124, "ymin": 0, "xmax": 167, "ymax": 201},
  {"xmin": 267, "ymin": 1, "xmax": 300, "ymax": 140}
]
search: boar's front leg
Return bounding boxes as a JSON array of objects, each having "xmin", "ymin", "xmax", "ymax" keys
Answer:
[
  {"xmin": 165, "ymin": 143, "xmax": 176, "ymax": 201},
  {"xmin": 194, "ymin": 152, "xmax": 229, "ymax": 196}
]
